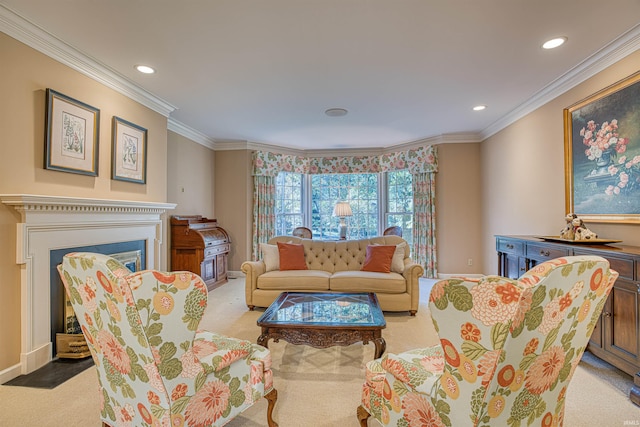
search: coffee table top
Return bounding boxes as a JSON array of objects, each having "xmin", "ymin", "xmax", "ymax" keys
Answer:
[{"xmin": 257, "ymin": 292, "xmax": 386, "ymax": 328}]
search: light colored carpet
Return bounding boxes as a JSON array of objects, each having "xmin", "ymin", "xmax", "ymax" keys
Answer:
[{"xmin": 1, "ymin": 278, "xmax": 638, "ymax": 426}]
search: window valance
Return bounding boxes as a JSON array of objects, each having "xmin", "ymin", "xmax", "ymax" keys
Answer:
[{"xmin": 252, "ymin": 145, "xmax": 437, "ymax": 176}]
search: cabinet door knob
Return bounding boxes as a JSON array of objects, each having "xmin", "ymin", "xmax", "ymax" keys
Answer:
[
  {"xmin": 603, "ymin": 311, "xmax": 612, "ymax": 318},
  {"xmin": 539, "ymin": 250, "xmax": 550, "ymax": 257},
  {"xmin": 506, "ymin": 244, "xmax": 514, "ymax": 249}
]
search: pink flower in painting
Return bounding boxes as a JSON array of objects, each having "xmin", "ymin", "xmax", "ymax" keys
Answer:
[
  {"xmin": 97, "ymin": 330, "xmax": 130, "ymax": 375},
  {"xmin": 525, "ymin": 346, "xmax": 565, "ymax": 395},
  {"xmin": 184, "ymin": 380, "xmax": 231, "ymax": 426},
  {"xmin": 401, "ymin": 393, "xmax": 446, "ymax": 427}
]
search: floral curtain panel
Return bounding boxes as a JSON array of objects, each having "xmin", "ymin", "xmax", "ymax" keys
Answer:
[
  {"xmin": 412, "ymin": 171, "xmax": 437, "ymax": 278},
  {"xmin": 251, "ymin": 146, "xmax": 438, "ymax": 276},
  {"xmin": 251, "ymin": 175, "xmax": 276, "ymax": 261}
]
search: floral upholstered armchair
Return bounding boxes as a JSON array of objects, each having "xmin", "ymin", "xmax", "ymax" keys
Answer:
[
  {"xmin": 358, "ymin": 255, "xmax": 618, "ymax": 427},
  {"xmin": 58, "ymin": 252, "xmax": 278, "ymax": 427}
]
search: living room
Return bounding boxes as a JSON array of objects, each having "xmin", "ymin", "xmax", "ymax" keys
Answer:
[{"xmin": 1, "ymin": 1, "xmax": 640, "ymax": 425}]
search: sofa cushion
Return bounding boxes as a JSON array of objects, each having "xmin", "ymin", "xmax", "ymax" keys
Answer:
[
  {"xmin": 257, "ymin": 270, "xmax": 331, "ymax": 290},
  {"xmin": 362, "ymin": 245, "xmax": 396, "ymax": 273},
  {"xmin": 260, "ymin": 243, "xmax": 280, "ymax": 272},
  {"xmin": 391, "ymin": 243, "xmax": 406, "ymax": 274},
  {"xmin": 277, "ymin": 242, "xmax": 308, "ymax": 271},
  {"xmin": 330, "ymin": 271, "xmax": 406, "ymax": 293}
]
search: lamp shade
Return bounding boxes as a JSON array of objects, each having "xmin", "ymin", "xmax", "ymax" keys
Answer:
[{"xmin": 333, "ymin": 201, "xmax": 352, "ymax": 217}]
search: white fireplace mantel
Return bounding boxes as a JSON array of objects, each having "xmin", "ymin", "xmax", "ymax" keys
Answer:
[{"xmin": 0, "ymin": 194, "xmax": 176, "ymax": 378}]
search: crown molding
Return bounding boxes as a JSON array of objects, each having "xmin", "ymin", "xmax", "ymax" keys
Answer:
[
  {"xmin": 167, "ymin": 118, "xmax": 216, "ymax": 150},
  {"xmin": 0, "ymin": 4, "xmax": 177, "ymax": 117},
  {"xmin": 481, "ymin": 23, "xmax": 640, "ymax": 140}
]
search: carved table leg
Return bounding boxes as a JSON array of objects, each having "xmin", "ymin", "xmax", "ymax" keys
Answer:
[
  {"xmin": 257, "ymin": 330, "xmax": 270, "ymax": 349},
  {"xmin": 373, "ymin": 337, "xmax": 386, "ymax": 359},
  {"xmin": 357, "ymin": 405, "xmax": 370, "ymax": 427}
]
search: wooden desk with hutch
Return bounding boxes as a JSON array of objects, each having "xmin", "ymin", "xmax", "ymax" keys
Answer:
[
  {"xmin": 496, "ymin": 235, "xmax": 640, "ymax": 406},
  {"xmin": 171, "ymin": 215, "xmax": 230, "ymax": 291}
]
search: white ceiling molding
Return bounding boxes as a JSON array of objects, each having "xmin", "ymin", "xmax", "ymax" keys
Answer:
[
  {"xmin": 481, "ymin": 23, "xmax": 640, "ymax": 140},
  {"xmin": 167, "ymin": 118, "xmax": 216, "ymax": 150},
  {"xmin": 0, "ymin": 4, "xmax": 177, "ymax": 117}
]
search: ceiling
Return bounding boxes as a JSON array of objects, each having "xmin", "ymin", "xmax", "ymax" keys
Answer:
[{"xmin": 2, "ymin": 0, "xmax": 640, "ymax": 151}]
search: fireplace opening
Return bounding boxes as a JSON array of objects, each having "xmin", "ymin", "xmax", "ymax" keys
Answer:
[{"xmin": 50, "ymin": 240, "xmax": 146, "ymax": 358}]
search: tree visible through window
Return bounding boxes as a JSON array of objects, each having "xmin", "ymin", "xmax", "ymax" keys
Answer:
[
  {"xmin": 387, "ymin": 169, "xmax": 413, "ymax": 247},
  {"xmin": 274, "ymin": 172, "xmax": 303, "ymax": 236},
  {"xmin": 311, "ymin": 173, "xmax": 379, "ymax": 240},
  {"xmin": 274, "ymin": 171, "xmax": 413, "ymax": 241}
]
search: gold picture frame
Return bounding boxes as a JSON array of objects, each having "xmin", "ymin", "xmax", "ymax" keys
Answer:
[
  {"xmin": 112, "ymin": 116, "xmax": 147, "ymax": 184},
  {"xmin": 44, "ymin": 89, "xmax": 100, "ymax": 176},
  {"xmin": 564, "ymin": 71, "xmax": 640, "ymax": 223}
]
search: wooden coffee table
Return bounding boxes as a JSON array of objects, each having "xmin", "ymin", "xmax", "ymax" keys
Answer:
[{"xmin": 257, "ymin": 292, "xmax": 386, "ymax": 358}]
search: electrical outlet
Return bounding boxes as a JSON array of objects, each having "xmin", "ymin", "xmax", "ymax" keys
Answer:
[{"xmin": 467, "ymin": 258, "xmax": 473, "ymax": 266}]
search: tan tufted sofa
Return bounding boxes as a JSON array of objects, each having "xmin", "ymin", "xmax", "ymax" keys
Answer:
[{"xmin": 241, "ymin": 235, "xmax": 425, "ymax": 315}]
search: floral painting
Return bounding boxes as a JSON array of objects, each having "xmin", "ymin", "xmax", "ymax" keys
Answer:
[
  {"xmin": 112, "ymin": 116, "xmax": 147, "ymax": 184},
  {"xmin": 564, "ymin": 71, "xmax": 640, "ymax": 222}
]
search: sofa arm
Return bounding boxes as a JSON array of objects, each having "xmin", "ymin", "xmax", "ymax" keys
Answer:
[
  {"xmin": 402, "ymin": 261, "xmax": 424, "ymax": 314},
  {"xmin": 241, "ymin": 260, "xmax": 266, "ymax": 308}
]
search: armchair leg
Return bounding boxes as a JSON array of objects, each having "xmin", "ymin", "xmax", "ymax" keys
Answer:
[
  {"xmin": 357, "ymin": 405, "xmax": 370, "ymax": 427},
  {"xmin": 264, "ymin": 388, "xmax": 278, "ymax": 427}
]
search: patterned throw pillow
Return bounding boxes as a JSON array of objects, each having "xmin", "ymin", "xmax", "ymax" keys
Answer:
[
  {"xmin": 361, "ymin": 245, "xmax": 396, "ymax": 273},
  {"xmin": 277, "ymin": 242, "xmax": 308, "ymax": 271}
]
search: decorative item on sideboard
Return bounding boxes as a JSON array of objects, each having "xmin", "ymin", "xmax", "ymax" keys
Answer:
[{"xmin": 537, "ymin": 212, "xmax": 622, "ymax": 245}]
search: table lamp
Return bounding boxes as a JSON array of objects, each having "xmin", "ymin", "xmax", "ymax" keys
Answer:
[{"xmin": 333, "ymin": 201, "xmax": 352, "ymax": 240}]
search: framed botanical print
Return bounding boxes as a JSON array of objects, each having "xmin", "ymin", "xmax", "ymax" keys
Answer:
[
  {"xmin": 112, "ymin": 116, "xmax": 147, "ymax": 184},
  {"xmin": 44, "ymin": 89, "xmax": 100, "ymax": 176}
]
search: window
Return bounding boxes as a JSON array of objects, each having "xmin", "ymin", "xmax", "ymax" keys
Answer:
[
  {"xmin": 386, "ymin": 169, "xmax": 413, "ymax": 247},
  {"xmin": 311, "ymin": 173, "xmax": 379, "ymax": 240},
  {"xmin": 274, "ymin": 172, "xmax": 303, "ymax": 236},
  {"xmin": 274, "ymin": 171, "xmax": 413, "ymax": 240}
]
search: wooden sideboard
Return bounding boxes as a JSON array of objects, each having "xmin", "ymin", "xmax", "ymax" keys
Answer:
[
  {"xmin": 496, "ymin": 235, "xmax": 640, "ymax": 406},
  {"xmin": 171, "ymin": 215, "xmax": 230, "ymax": 291}
]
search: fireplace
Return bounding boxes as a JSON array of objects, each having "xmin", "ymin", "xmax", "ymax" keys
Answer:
[
  {"xmin": 50, "ymin": 240, "xmax": 146, "ymax": 357},
  {"xmin": 0, "ymin": 194, "xmax": 175, "ymax": 378}
]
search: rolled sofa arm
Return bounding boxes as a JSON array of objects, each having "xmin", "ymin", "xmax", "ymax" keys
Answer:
[
  {"xmin": 241, "ymin": 260, "xmax": 265, "ymax": 309},
  {"xmin": 403, "ymin": 260, "xmax": 424, "ymax": 315}
]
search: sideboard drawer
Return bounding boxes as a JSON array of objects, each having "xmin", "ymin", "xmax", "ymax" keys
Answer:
[
  {"xmin": 526, "ymin": 243, "xmax": 570, "ymax": 262},
  {"xmin": 497, "ymin": 239, "xmax": 524, "ymax": 255},
  {"xmin": 573, "ymin": 250, "xmax": 635, "ymax": 281}
]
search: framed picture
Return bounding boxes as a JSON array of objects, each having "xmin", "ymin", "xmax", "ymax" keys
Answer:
[
  {"xmin": 45, "ymin": 89, "xmax": 100, "ymax": 176},
  {"xmin": 564, "ymin": 71, "xmax": 640, "ymax": 223},
  {"xmin": 112, "ymin": 116, "xmax": 147, "ymax": 184}
]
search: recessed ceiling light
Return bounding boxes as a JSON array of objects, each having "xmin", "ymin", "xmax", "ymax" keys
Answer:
[
  {"xmin": 325, "ymin": 108, "xmax": 348, "ymax": 117},
  {"xmin": 473, "ymin": 105, "xmax": 487, "ymax": 111},
  {"xmin": 135, "ymin": 65, "xmax": 156, "ymax": 74},
  {"xmin": 542, "ymin": 37, "xmax": 567, "ymax": 49}
]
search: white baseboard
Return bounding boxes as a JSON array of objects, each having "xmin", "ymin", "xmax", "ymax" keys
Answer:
[
  {"xmin": 227, "ymin": 270, "xmax": 244, "ymax": 279},
  {"xmin": 436, "ymin": 273, "xmax": 484, "ymax": 279},
  {"xmin": 0, "ymin": 362, "xmax": 23, "ymax": 384}
]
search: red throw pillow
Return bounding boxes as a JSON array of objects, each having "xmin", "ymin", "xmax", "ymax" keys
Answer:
[
  {"xmin": 277, "ymin": 242, "xmax": 308, "ymax": 271},
  {"xmin": 361, "ymin": 245, "xmax": 396, "ymax": 273}
]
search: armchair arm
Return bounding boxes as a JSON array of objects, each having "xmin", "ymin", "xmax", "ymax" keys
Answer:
[
  {"xmin": 380, "ymin": 345, "xmax": 444, "ymax": 395},
  {"xmin": 193, "ymin": 330, "xmax": 253, "ymax": 373}
]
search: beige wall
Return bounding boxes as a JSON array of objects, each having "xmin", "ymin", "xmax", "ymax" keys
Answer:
[
  {"xmin": 481, "ymin": 50, "xmax": 640, "ymax": 275},
  {"xmin": 0, "ymin": 33, "xmax": 170, "ymax": 372},
  {"xmin": 167, "ymin": 131, "xmax": 216, "ymax": 217},
  {"xmin": 435, "ymin": 143, "xmax": 483, "ymax": 275},
  {"xmin": 214, "ymin": 150, "xmax": 253, "ymax": 271}
]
